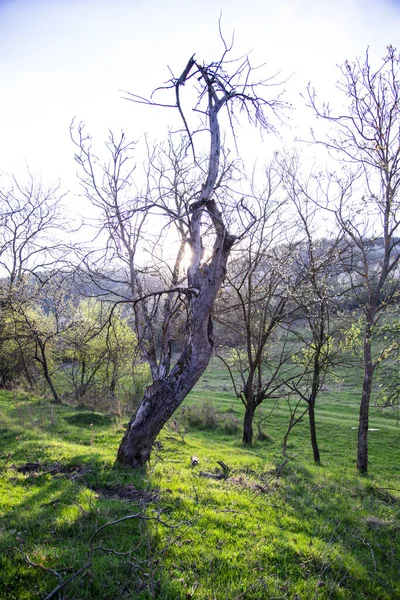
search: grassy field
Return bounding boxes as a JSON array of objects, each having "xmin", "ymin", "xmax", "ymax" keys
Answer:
[{"xmin": 0, "ymin": 360, "xmax": 399, "ymax": 599}]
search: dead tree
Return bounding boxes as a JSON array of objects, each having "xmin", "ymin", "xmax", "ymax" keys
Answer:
[{"xmin": 74, "ymin": 42, "xmax": 286, "ymax": 467}]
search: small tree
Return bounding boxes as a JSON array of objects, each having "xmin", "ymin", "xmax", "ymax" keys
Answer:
[
  {"xmin": 62, "ymin": 299, "xmax": 138, "ymax": 403},
  {"xmin": 216, "ymin": 176, "xmax": 302, "ymax": 445},
  {"xmin": 0, "ymin": 172, "xmax": 74, "ymax": 399},
  {"xmin": 0, "ymin": 308, "xmax": 38, "ymax": 389},
  {"xmin": 307, "ymin": 46, "xmax": 400, "ymax": 473},
  {"xmin": 278, "ymin": 154, "xmax": 342, "ymax": 463},
  {"xmin": 9, "ymin": 280, "xmax": 74, "ymax": 403}
]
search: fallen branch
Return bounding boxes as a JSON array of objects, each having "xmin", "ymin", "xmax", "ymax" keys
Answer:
[
  {"xmin": 198, "ymin": 459, "xmax": 231, "ymax": 480},
  {"xmin": 216, "ymin": 460, "xmax": 230, "ymax": 473}
]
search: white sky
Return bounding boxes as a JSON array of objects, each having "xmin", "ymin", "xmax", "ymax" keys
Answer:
[{"xmin": 0, "ymin": 0, "xmax": 400, "ymax": 211}]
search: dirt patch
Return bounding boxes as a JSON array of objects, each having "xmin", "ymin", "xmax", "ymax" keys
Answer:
[
  {"xmin": 91, "ymin": 484, "xmax": 158, "ymax": 504},
  {"xmin": 15, "ymin": 461, "xmax": 89, "ymax": 477},
  {"xmin": 228, "ymin": 474, "xmax": 281, "ymax": 493}
]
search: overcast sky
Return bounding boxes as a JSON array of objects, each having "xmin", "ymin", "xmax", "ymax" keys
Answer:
[{"xmin": 1, "ymin": 0, "xmax": 400, "ymax": 198}]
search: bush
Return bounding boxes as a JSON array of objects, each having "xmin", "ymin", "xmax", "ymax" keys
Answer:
[
  {"xmin": 186, "ymin": 400, "xmax": 219, "ymax": 430},
  {"xmin": 220, "ymin": 413, "xmax": 241, "ymax": 434},
  {"xmin": 183, "ymin": 400, "xmax": 240, "ymax": 435}
]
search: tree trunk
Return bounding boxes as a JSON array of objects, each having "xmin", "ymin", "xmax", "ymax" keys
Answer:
[
  {"xmin": 357, "ymin": 322, "xmax": 374, "ymax": 474},
  {"xmin": 117, "ymin": 229, "xmax": 235, "ymax": 468},
  {"xmin": 109, "ymin": 363, "xmax": 117, "ymax": 399},
  {"xmin": 282, "ymin": 430, "xmax": 289, "ymax": 456},
  {"xmin": 42, "ymin": 361, "xmax": 61, "ymax": 404},
  {"xmin": 242, "ymin": 402, "xmax": 256, "ymax": 445},
  {"xmin": 117, "ymin": 319, "xmax": 213, "ymax": 467},
  {"xmin": 308, "ymin": 398, "xmax": 320, "ymax": 464},
  {"xmin": 36, "ymin": 343, "xmax": 61, "ymax": 404},
  {"xmin": 19, "ymin": 347, "xmax": 35, "ymax": 389}
]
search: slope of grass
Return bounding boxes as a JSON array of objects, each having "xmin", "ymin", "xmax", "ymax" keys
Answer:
[{"xmin": 0, "ymin": 361, "xmax": 399, "ymax": 599}]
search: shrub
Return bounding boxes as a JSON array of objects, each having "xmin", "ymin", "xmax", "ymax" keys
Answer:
[
  {"xmin": 220, "ymin": 413, "xmax": 240, "ymax": 434},
  {"xmin": 186, "ymin": 400, "xmax": 219, "ymax": 430},
  {"xmin": 183, "ymin": 400, "xmax": 240, "ymax": 435}
]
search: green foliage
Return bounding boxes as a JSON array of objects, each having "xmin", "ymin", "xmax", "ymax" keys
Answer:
[
  {"xmin": 61, "ymin": 299, "xmax": 139, "ymax": 403},
  {"xmin": 131, "ymin": 361, "xmax": 151, "ymax": 399},
  {"xmin": 340, "ymin": 316, "xmax": 364, "ymax": 355},
  {"xmin": 0, "ymin": 309, "xmax": 35, "ymax": 388},
  {"xmin": 0, "ymin": 305, "xmax": 56, "ymax": 390},
  {"xmin": 292, "ymin": 334, "xmax": 334, "ymax": 368}
]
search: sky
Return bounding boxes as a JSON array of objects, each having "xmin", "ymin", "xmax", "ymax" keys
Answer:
[{"xmin": 1, "ymin": 0, "xmax": 400, "ymax": 209}]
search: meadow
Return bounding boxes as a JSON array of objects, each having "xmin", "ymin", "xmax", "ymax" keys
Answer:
[{"xmin": 0, "ymin": 358, "xmax": 399, "ymax": 599}]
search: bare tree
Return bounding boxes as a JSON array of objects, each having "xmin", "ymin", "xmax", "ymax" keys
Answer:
[
  {"xmin": 307, "ymin": 46, "xmax": 400, "ymax": 473},
  {"xmin": 71, "ymin": 129, "xmax": 199, "ymax": 383},
  {"xmin": 216, "ymin": 171, "xmax": 302, "ymax": 445},
  {"xmin": 0, "ymin": 172, "xmax": 69, "ymax": 289},
  {"xmin": 0, "ymin": 173, "xmax": 74, "ymax": 397},
  {"xmin": 278, "ymin": 156, "xmax": 342, "ymax": 463},
  {"xmin": 73, "ymin": 42, "xmax": 286, "ymax": 467}
]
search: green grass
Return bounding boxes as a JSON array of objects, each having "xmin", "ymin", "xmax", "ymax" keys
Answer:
[{"xmin": 0, "ymin": 361, "xmax": 399, "ymax": 599}]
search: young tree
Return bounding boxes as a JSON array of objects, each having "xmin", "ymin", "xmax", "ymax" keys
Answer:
[
  {"xmin": 278, "ymin": 155, "xmax": 342, "ymax": 463},
  {"xmin": 0, "ymin": 172, "xmax": 75, "ymax": 397},
  {"xmin": 307, "ymin": 46, "xmax": 400, "ymax": 473},
  {"xmin": 74, "ymin": 44, "xmax": 286, "ymax": 467},
  {"xmin": 216, "ymin": 175, "xmax": 301, "ymax": 445},
  {"xmin": 61, "ymin": 299, "xmax": 138, "ymax": 402},
  {"xmin": 0, "ymin": 307, "xmax": 38, "ymax": 389},
  {"xmin": 9, "ymin": 279, "xmax": 74, "ymax": 403}
]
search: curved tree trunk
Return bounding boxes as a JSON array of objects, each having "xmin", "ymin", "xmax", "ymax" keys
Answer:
[
  {"xmin": 118, "ymin": 331, "xmax": 212, "ymax": 467},
  {"xmin": 114, "ymin": 52, "xmax": 275, "ymax": 468},
  {"xmin": 117, "ymin": 231, "xmax": 235, "ymax": 468}
]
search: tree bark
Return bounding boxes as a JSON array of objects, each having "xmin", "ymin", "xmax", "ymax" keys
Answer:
[
  {"xmin": 42, "ymin": 359, "xmax": 61, "ymax": 404},
  {"xmin": 35, "ymin": 342, "xmax": 61, "ymax": 404},
  {"xmin": 308, "ymin": 398, "xmax": 320, "ymax": 464},
  {"xmin": 357, "ymin": 322, "xmax": 374, "ymax": 474},
  {"xmin": 242, "ymin": 402, "xmax": 256, "ymax": 445},
  {"xmin": 118, "ymin": 313, "xmax": 212, "ymax": 467},
  {"xmin": 117, "ymin": 233, "xmax": 235, "ymax": 468}
]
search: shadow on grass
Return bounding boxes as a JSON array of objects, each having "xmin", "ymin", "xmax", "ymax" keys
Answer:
[
  {"xmin": 135, "ymin": 431, "xmax": 400, "ymax": 600},
  {"xmin": 265, "ymin": 461, "xmax": 400, "ymax": 599},
  {"xmin": 0, "ymin": 397, "xmax": 162, "ymax": 599},
  {"xmin": 1, "ymin": 394, "xmax": 400, "ymax": 599},
  {"xmin": 0, "ymin": 459, "xmax": 160, "ymax": 599}
]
